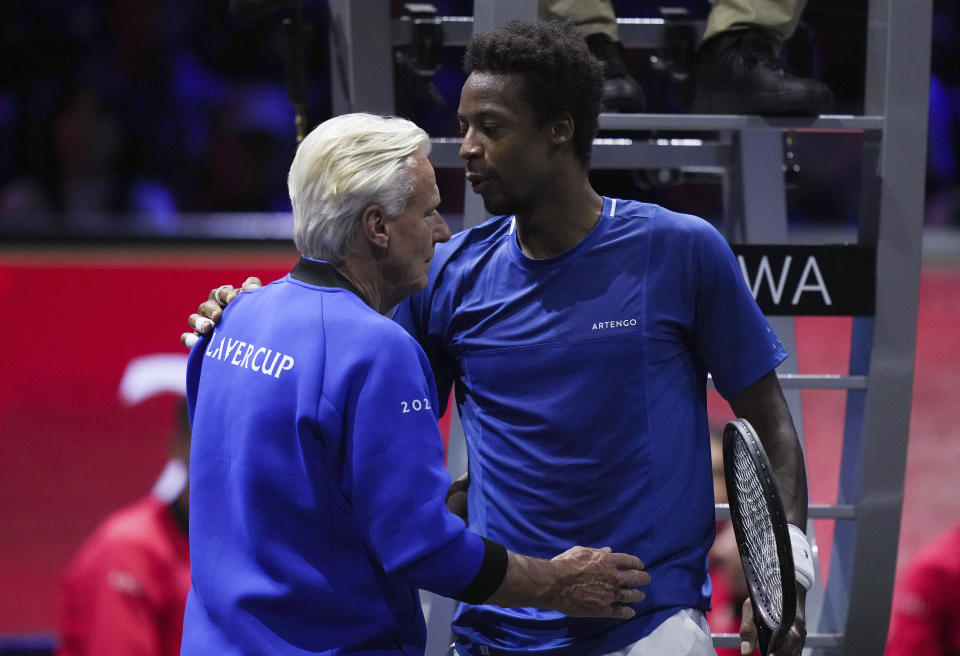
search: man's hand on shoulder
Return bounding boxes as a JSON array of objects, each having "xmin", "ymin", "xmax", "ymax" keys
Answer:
[{"xmin": 181, "ymin": 277, "xmax": 263, "ymax": 348}]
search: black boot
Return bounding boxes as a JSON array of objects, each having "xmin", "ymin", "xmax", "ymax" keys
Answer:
[
  {"xmin": 585, "ymin": 33, "xmax": 646, "ymax": 113},
  {"xmin": 692, "ymin": 28, "xmax": 833, "ymax": 115}
]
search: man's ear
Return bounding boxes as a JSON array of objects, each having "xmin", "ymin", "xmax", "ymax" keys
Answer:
[
  {"xmin": 360, "ymin": 204, "xmax": 389, "ymax": 250},
  {"xmin": 550, "ymin": 112, "xmax": 574, "ymax": 147}
]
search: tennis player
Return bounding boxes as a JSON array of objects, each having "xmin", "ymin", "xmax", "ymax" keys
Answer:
[
  {"xmin": 186, "ymin": 19, "xmax": 812, "ymax": 656},
  {"xmin": 180, "ymin": 113, "xmax": 650, "ymax": 656},
  {"xmin": 399, "ymin": 20, "xmax": 809, "ymax": 656}
]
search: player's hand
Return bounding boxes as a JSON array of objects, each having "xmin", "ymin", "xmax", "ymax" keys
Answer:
[
  {"xmin": 739, "ymin": 587, "xmax": 807, "ymax": 655},
  {"xmin": 547, "ymin": 546, "xmax": 650, "ymax": 619},
  {"xmin": 181, "ymin": 277, "xmax": 263, "ymax": 348}
]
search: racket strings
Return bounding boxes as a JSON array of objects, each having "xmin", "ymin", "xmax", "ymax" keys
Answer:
[{"xmin": 732, "ymin": 441, "xmax": 784, "ymax": 623}]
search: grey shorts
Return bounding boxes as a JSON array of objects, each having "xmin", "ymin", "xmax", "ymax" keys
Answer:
[{"xmin": 445, "ymin": 608, "xmax": 716, "ymax": 656}]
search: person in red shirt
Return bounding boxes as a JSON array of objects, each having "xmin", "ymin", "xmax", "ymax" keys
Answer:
[
  {"xmin": 57, "ymin": 400, "xmax": 191, "ymax": 656},
  {"xmin": 885, "ymin": 524, "xmax": 960, "ymax": 656}
]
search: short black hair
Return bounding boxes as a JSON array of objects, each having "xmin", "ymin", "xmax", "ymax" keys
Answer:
[{"xmin": 464, "ymin": 18, "xmax": 604, "ymax": 167}]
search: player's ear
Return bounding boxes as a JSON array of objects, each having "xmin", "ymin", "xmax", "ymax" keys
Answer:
[
  {"xmin": 360, "ymin": 204, "xmax": 389, "ymax": 249},
  {"xmin": 550, "ymin": 112, "xmax": 574, "ymax": 147}
]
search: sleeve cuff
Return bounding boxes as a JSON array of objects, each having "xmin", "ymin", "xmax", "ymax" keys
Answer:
[{"xmin": 454, "ymin": 537, "xmax": 508, "ymax": 604}]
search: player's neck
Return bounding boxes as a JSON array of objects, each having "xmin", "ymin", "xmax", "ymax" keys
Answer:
[
  {"xmin": 333, "ymin": 261, "xmax": 387, "ymax": 314},
  {"xmin": 514, "ymin": 175, "xmax": 603, "ymax": 260}
]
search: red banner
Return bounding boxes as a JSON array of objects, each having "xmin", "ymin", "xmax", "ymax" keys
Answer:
[{"xmin": 0, "ymin": 248, "xmax": 292, "ymax": 630}]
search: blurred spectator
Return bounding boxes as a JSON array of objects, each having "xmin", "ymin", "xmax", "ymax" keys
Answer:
[
  {"xmin": 885, "ymin": 524, "xmax": 960, "ymax": 655},
  {"xmin": 0, "ymin": 86, "xmax": 177, "ymax": 229},
  {"xmin": 189, "ymin": 84, "xmax": 295, "ymax": 213},
  {"xmin": 1, "ymin": 0, "xmax": 958, "ymax": 229},
  {"xmin": 56, "ymin": 399, "xmax": 191, "ymax": 656},
  {"xmin": 0, "ymin": 0, "xmax": 200, "ymax": 229},
  {"xmin": 0, "ymin": 0, "xmax": 305, "ymax": 229}
]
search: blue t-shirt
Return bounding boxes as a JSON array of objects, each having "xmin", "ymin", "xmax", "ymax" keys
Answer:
[
  {"xmin": 182, "ymin": 259, "xmax": 502, "ymax": 656},
  {"xmin": 395, "ymin": 197, "xmax": 787, "ymax": 655}
]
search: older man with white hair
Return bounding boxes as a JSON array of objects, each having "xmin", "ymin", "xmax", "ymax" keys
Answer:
[{"xmin": 180, "ymin": 113, "xmax": 649, "ymax": 656}]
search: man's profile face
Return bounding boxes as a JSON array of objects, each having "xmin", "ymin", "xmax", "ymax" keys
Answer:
[
  {"xmin": 457, "ymin": 72, "xmax": 557, "ymax": 216},
  {"xmin": 382, "ymin": 153, "xmax": 450, "ymax": 301}
]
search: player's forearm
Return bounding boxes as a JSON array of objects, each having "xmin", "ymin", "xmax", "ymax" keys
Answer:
[
  {"xmin": 731, "ymin": 371, "xmax": 809, "ymax": 526},
  {"xmin": 759, "ymin": 417, "xmax": 808, "ymax": 527},
  {"xmin": 484, "ymin": 551, "xmax": 554, "ymax": 608},
  {"xmin": 773, "ymin": 426, "xmax": 809, "ymax": 527}
]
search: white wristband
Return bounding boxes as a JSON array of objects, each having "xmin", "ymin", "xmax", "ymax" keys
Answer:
[{"xmin": 788, "ymin": 524, "xmax": 815, "ymax": 590}]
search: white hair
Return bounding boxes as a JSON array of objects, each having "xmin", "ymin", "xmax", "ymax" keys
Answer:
[{"xmin": 288, "ymin": 113, "xmax": 431, "ymax": 263}]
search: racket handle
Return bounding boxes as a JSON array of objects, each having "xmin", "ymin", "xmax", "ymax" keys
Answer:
[{"xmin": 758, "ymin": 622, "xmax": 772, "ymax": 655}]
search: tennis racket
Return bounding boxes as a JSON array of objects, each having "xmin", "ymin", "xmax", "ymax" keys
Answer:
[{"xmin": 723, "ymin": 418, "xmax": 796, "ymax": 656}]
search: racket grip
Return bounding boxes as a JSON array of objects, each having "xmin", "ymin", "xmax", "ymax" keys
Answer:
[{"xmin": 758, "ymin": 622, "xmax": 772, "ymax": 655}]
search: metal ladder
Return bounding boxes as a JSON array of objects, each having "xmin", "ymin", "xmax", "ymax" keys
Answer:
[{"xmin": 326, "ymin": 1, "xmax": 931, "ymax": 653}]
